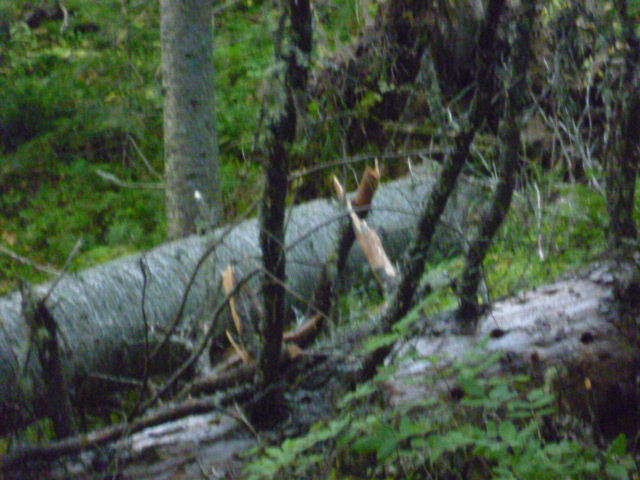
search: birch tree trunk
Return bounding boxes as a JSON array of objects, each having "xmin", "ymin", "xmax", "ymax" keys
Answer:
[
  {"xmin": 0, "ymin": 171, "xmax": 486, "ymax": 434},
  {"xmin": 161, "ymin": 0, "xmax": 221, "ymax": 239}
]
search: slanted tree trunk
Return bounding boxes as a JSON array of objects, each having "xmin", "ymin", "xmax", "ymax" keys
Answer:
[
  {"xmin": 456, "ymin": 1, "xmax": 538, "ymax": 323},
  {"xmin": 606, "ymin": 0, "xmax": 640, "ymax": 248},
  {"xmin": 606, "ymin": 94, "xmax": 640, "ymax": 247},
  {"xmin": 383, "ymin": 0, "xmax": 506, "ymax": 330},
  {"xmin": 361, "ymin": 0, "xmax": 507, "ymax": 380},
  {"xmin": 161, "ymin": 0, "xmax": 221, "ymax": 239},
  {"xmin": 456, "ymin": 117, "xmax": 520, "ymax": 323}
]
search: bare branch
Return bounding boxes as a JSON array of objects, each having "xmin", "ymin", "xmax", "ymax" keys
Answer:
[
  {"xmin": 95, "ymin": 168, "xmax": 164, "ymax": 190},
  {"xmin": 0, "ymin": 245, "xmax": 61, "ymax": 276}
]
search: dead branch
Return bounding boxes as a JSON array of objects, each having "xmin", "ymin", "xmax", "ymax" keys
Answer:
[
  {"xmin": 0, "ymin": 245, "xmax": 61, "ymax": 276},
  {"xmin": 0, "ymin": 395, "xmax": 243, "ymax": 472},
  {"xmin": 94, "ymin": 168, "xmax": 163, "ymax": 190},
  {"xmin": 137, "ymin": 269, "xmax": 260, "ymax": 415}
]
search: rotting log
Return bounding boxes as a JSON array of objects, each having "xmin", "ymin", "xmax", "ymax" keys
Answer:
[
  {"xmin": 3, "ymin": 261, "xmax": 638, "ymax": 479},
  {"xmin": 389, "ymin": 261, "xmax": 640, "ymax": 443},
  {"xmin": 0, "ymin": 164, "xmax": 487, "ymax": 432}
]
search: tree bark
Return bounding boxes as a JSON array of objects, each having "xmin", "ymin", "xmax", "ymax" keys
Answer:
[
  {"xmin": 360, "ymin": 0, "xmax": 507, "ymax": 380},
  {"xmin": 3, "ymin": 261, "xmax": 638, "ymax": 479},
  {"xmin": 606, "ymin": 0, "xmax": 640, "ymax": 249},
  {"xmin": 606, "ymin": 93, "xmax": 640, "ymax": 247},
  {"xmin": 161, "ymin": 0, "xmax": 221, "ymax": 239},
  {"xmin": 456, "ymin": 1, "xmax": 537, "ymax": 323},
  {"xmin": 456, "ymin": 119, "xmax": 520, "ymax": 322},
  {"xmin": 0, "ymin": 169, "xmax": 486, "ymax": 433},
  {"xmin": 389, "ymin": 262, "xmax": 640, "ymax": 446},
  {"xmin": 256, "ymin": 0, "xmax": 313, "ymax": 387}
]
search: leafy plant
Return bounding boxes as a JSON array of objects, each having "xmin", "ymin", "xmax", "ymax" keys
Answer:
[{"xmin": 246, "ymin": 343, "xmax": 635, "ymax": 480}]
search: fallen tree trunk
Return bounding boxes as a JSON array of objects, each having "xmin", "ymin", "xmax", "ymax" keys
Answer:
[
  {"xmin": 388, "ymin": 261, "xmax": 640, "ymax": 442},
  {"xmin": 0, "ymin": 165, "xmax": 485, "ymax": 432},
  {"xmin": 3, "ymin": 261, "xmax": 637, "ymax": 479}
]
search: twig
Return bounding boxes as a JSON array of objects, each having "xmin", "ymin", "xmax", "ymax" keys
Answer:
[
  {"xmin": 148, "ymin": 197, "xmax": 261, "ymax": 365},
  {"xmin": 534, "ymin": 182, "xmax": 545, "ymax": 261},
  {"xmin": 232, "ymin": 401, "xmax": 259, "ymax": 438},
  {"xmin": 126, "ymin": 134, "xmax": 163, "ymax": 179},
  {"xmin": 0, "ymin": 245, "xmax": 61, "ymax": 276},
  {"xmin": 183, "ymin": 314, "xmax": 324, "ymax": 399},
  {"xmin": 287, "ymin": 146, "xmax": 452, "ymax": 181},
  {"xmin": 58, "ymin": 1, "xmax": 70, "ymax": 34},
  {"xmin": 43, "ymin": 238, "xmax": 83, "ymax": 303},
  {"xmin": 128, "ymin": 257, "xmax": 151, "ymax": 417},
  {"xmin": 139, "ymin": 270, "xmax": 261, "ymax": 414},
  {"xmin": 184, "ymin": 363, "xmax": 254, "ymax": 397},
  {"xmin": 94, "ymin": 168, "xmax": 163, "ymax": 190},
  {"xmin": 212, "ymin": 0, "xmax": 245, "ymax": 15}
]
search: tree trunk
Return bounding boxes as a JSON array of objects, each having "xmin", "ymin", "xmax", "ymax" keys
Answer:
[
  {"xmin": 0, "ymin": 169, "xmax": 486, "ymax": 433},
  {"xmin": 161, "ymin": 0, "xmax": 221, "ymax": 239},
  {"xmin": 361, "ymin": 0, "xmax": 507, "ymax": 380},
  {"xmin": 456, "ymin": 117, "xmax": 520, "ymax": 322},
  {"xmin": 389, "ymin": 262, "xmax": 640, "ymax": 446},
  {"xmin": 456, "ymin": 1, "xmax": 537, "ymax": 323},
  {"xmin": 383, "ymin": 0, "xmax": 506, "ymax": 330},
  {"xmin": 3, "ymin": 261, "xmax": 638, "ymax": 479},
  {"xmin": 256, "ymin": 0, "xmax": 313, "ymax": 387},
  {"xmin": 606, "ymin": 0, "xmax": 640, "ymax": 249}
]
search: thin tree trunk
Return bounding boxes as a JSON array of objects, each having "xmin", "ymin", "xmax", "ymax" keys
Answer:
[
  {"xmin": 456, "ymin": 117, "xmax": 520, "ymax": 322},
  {"xmin": 256, "ymin": 0, "xmax": 312, "ymax": 387},
  {"xmin": 457, "ymin": 1, "xmax": 538, "ymax": 324},
  {"xmin": 606, "ymin": 0, "xmax": 640, "ymax": 249},
  {"xmin": 361, "ymin": 0, "xmax": 507, "ymax": 380},
  {"xmin": 161, "ymin": 0, "xmax": 221, "ymax": 239},
  {"xmin": 381, "ymin": 0, "xmax": 506, "ymax": 331},
  {"xmin": 607, "ymin": 95, "xmax": 640, "ymax": 246}
]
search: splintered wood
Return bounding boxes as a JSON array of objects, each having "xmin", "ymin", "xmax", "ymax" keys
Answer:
[
  {"xmin": 222, "ymin": 264, "xmax": 252, "ymax": 364},
  {"xmin": 333, "ymin": 161, "xmax": 397, "ymax": 290}
]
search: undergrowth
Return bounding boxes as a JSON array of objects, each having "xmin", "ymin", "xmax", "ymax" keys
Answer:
[
  {"xmin": 0, "ymin": 0, "xmax": 371, "ymax": 293},
  {"xmin": 246, "ymin": 146, "xmax": 637, "ymax": 480},
  {"xmin": 0, "ymin": 0, "xmax": 272, "ymax": 290},
  {"xmin": 2, "ymin": 1, "xmax": 639, "ymax": 474},
  {"xmin": 247, "ymin": 345, "xmax": 635, "ymax": 480}
]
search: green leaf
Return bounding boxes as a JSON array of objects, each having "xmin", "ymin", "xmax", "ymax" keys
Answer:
[
  {"xmin": 606, "ymin": 463, "xmax": 630, "ymax": 480},
  {"xmin": 363, "ymin": 332, "xmax": 401, "ymax": 352},
  {"xmin": 499, "ymin": 420, "xmax": 518, "ymax": 445},
  {"xmin": 352, "ymin": 431, "xmax": 386, "ymax": 455},
  {"xmin": 489, "ymin": 384, "xmax": 515, "ymax": 402},
  {"xmin": 377, "ymin": 435, "xmax": 401, "ymax": 460},
  {"xmin": 339, "ymin": 382, "xmax": 377, "ymax": 407},
  {"xmin": 607, "ymin": 434, "xmax": 628, "ymax": 456}
]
